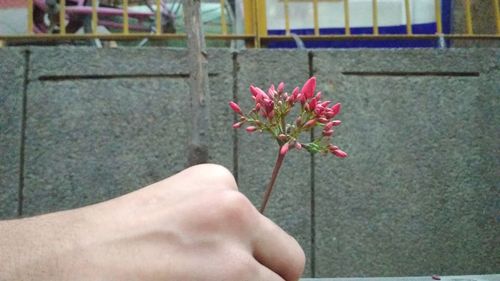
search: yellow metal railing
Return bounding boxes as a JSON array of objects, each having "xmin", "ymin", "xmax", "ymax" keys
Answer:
[
  {"xmin": 1, "ymin": 0, "xmax": 500, "ymax": 47},
  {"xmin": 243, "ymin": 0, "xmax": 500, "ymax": 46}
]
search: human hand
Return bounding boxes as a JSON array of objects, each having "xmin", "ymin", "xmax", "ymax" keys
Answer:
[{"xmin": 0, "ymin": 164, "xmax": 305, "ymax": 281}]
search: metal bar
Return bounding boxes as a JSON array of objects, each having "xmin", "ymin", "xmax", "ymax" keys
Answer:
[
  {"xmin": 313, "ymin": 0, "xmax": 319, "ymax": 36},
  {"xmin": 123, "ymin": 0, "xmax": 129, "ymax": 34},
  {"xmin": 27, "ymin": 0, "xmax": 33, "ymax": 33},
  {"xmin": 372, "ymin": 0, "xmax": 378, "ymax": 35},
  {"xmin": 254, "ymin": 0, "xmax": 259, "ymax": 47},
  {"xmin": 404, "ymin": 0, "xmax": 412, "ymax": 34},
  {"xmin": 344, "ymin": 0, "xmax": 350, "ymax": 35},
  {"xmin": 495, "ymin": 0, "xmax": 500, "ymax": 34},
  {"xmin": 435, "ymin": 0, "xmax": 442, "ymax": 33},
  {"xmin": 221, "ymin": 0, "xmax": 228, "ymax": 34},
  {"xmin": 156, "ymin": 0, "xmax": 161, "ymax": 34},
  {"xmin": 1, "ymin": 33, "xmax": 500, "ymax": 43},
  {"xmin": 92, "ymin": 0, "xmax": 98, "ymax": 34},
  {"xmin": 255, "ymin": 0, "xmax": 268, "ymax": 47},
  {"xmin": 59, "ymin": 0, "xmax": 66, "ymax": 34},
  {"xmin": 284, "ymin": 0, "xmax": 290, "ymax": 35},
  {"xmin": 465, "ymin": 0, "xmax": 473, "ymax": 34}
]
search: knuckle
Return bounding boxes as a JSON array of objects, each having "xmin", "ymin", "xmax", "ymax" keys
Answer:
[
  {"xmin": 192, "ymin": 164, "xmax": 238, "ymax": 190},
  {"xmin": 215, "ymin": 190, "xmax": 256, "ymax": 226}
]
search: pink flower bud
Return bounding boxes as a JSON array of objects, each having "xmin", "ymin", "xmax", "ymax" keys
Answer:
[
  {"xmin": 331, "ymin": 103, "xmax": 341, "ymax": 116},
  {"xmin": 324, "ymin": 121, "xmax": 334, "ymax": 131},
  {"xmin": 332, "ymin": 120, "xmax": 342, "ymax": 126},
  {"xmin": 328, "ymin": 144, "xmax": 339, "ymax": 152},
  {"xmin": 332, "ymin": 149, "xmax": 348, "ymax": 158},
  {"xmin": 277, "ymin": 82, "xmax": 285, "ymax": 93},
  {"xmin": 320, "ymin": 101, "xmax": 331, "ymax": 107},
  {"xmin": 268, "ymin": 84, "xmax": 276, "ymax": 98},
  {"xmin": 314, "ymin": 106, "xmax": 324, "ymax": 116},
  {"xmin": 304, "ymin": 119, "xmax": 317, "ymax": 128},
  {"xmin": 322, "ymin": 129, "xmax": 334, "ymax": 137},
  {"xmin": 308, "ymin": 98, "xmax": 317, "ymax": 111},
  {"xmin": 246, "ymin": 126, "xmax": 257, "ymax": 133},
  {"xmin": 301, "ymin": 76, "xmax": 316, "ymax": 99},
  {"xmin": 295, "ymin": 142, "xmax": 302, "ymax": 150},
  {"xmin": 229, "ymin": 101, "xmax": 242, "ymax": 115},
  {"xmin": 280, "ymin": 142, "xmax": 290, "ymax": 155},
  {"xmin": 317, "ymin": 117, "xmax": 329, "ymax": 124},
  {"xmin": 250, "ymin": 85, "xmax": 268, "ymax": 100},
  {"xmin": 232, "ymin": 122, "xmax": 243, "ymax": 128},
  {"xmin": 291, "ymin": 87, "xmax": 299, "ymax": 99},
  {"xmin": 315, "ymin": 91, "xmax": 322, "ymax": 100}
]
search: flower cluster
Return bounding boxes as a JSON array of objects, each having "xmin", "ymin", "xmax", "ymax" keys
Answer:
[{"xmin": 229, "ymin": 77, "xmax": 347, "ymax": 158}]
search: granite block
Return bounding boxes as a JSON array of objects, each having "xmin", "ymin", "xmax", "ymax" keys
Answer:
[
  {"xmin": 205, "ymin": 49, "xmax": 234, "ymax": 171},
  {"xmin": 0, "ymin": 49, "xmax": 24, "ymax": 219},
  {"xmin": 236, "ymin": 49, "xmax": 313, "ymax": 276},
  {"xmin": 310, "ymin": 49, "xmax": 494, "ymax": 74},
  {"xmin": 23, "ymin": 78, "xmax": 189, "ymax": 215},
  {"xmin": 313, "ymin": 50, "xmax": 499, "ymax": 277},
  {"xmin": 29, "ymin": 47, "xmax": 189, "ymax": 77}
]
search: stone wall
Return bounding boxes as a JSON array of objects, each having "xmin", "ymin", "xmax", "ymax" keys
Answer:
[{"xmin": 0, "ymin": 47, "xmax": 498, "ymax": 277}]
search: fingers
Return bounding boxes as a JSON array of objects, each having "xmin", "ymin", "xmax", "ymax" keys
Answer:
[{"xmin": 252, "ymin": 216, "xmax": 306, "ymax": 281}]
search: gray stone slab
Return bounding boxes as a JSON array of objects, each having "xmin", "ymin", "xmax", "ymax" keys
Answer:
[
  {"xmin": 205, "ymin": 49, "xmax": 234, "ymax": 171},
  {"xmin": 29, "ymin": 47, "xmax": 189, "ymax": 77},
  {"xmin": 23, "ymin": 78, "xmax": 189, "ymax": 215},
  {"xmin": 236, "ymin": 49, "xmax": 313, "ymax": 276},
  {"xmin": 0, "ymin": 48, "xmax": 24, "ymax": 219},
  {"xmin": 313, "ymin": 50, "xmax": 500, "ymax": 277},
  {"xmin": 311, "ymin": 49, "xmax": 494, "ymax": 74}
]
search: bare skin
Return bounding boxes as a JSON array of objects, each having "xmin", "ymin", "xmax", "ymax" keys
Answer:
[{"xmin": 0, "ymin": 164, "xmax": 305, "ymax": 281}]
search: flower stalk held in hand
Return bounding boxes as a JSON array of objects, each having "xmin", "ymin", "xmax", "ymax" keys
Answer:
[{"xmin": 229, "ymin": 77, "xmax": 347, "ymax": 214}]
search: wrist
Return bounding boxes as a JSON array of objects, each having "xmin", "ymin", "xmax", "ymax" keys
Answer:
[{"xmin": 0, "ymin": 208, "xmax": 95, "ymax": 280}]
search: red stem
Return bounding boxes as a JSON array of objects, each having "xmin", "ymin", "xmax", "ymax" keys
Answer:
[{"xmin": 259, "ymin": 150, "xmax": 286, "ymax": 214}]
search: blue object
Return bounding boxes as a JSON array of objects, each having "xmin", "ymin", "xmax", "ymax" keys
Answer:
[{"xmin": 267, "ymin": 0, "xmax": 451, "ymax": 48}]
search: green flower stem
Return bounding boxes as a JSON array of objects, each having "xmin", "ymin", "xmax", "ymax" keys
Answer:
[{"xmin": 259, "ymin": 150, "xmax": 286, "ymax": 214}]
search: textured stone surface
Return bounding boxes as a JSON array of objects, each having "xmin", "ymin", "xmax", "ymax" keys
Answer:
[
  {"xmin": 313, "ymin": 49, "xmax": 500, "ymax": 277},
  {"xmin": 205, "ymin": 49, "xmax": 234, "ymax": 171},
  {"xmin": 236, "ymin": 49, "xmax": 313, "ymax": 276},
  {"xmin": 29, "ymin": 47, "xmax": 189, "ymax": 77},
  {"xmin": 0, "ymin": 49, "xmax": 24, "ymax": 219},
  {"xmin": 23, "ymin": 78, "xmax": 189, "ymax": 215}
]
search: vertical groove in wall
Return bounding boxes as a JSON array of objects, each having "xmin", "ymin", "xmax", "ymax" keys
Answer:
[
  {"xmin": 308, "ymin": 51, "xmax": 316, "ymax": 277},
  {"xmin": 18, "ymin": 49, "xmax": 30, "ymax": 217},
  {"xmin": 232, "ymin": 51, "xmax": 239, "ymax": 183}
]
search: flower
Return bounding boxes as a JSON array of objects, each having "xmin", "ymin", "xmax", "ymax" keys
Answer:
[
  {"xmin": 228, "ymin": 76, "xmax": 347, "ymax": 158},
  {"xmin": 229, "ymin": 101, "xmax": 243, "ymax": 115},
  {"xmin": 229, "ymin": 76, "xmax": 348, "ymax": 213}
]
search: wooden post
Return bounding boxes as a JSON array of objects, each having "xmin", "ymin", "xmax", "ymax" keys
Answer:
[{"xmin": 183, "ymin": 0, "xmax": 210, "ymax": 166}]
